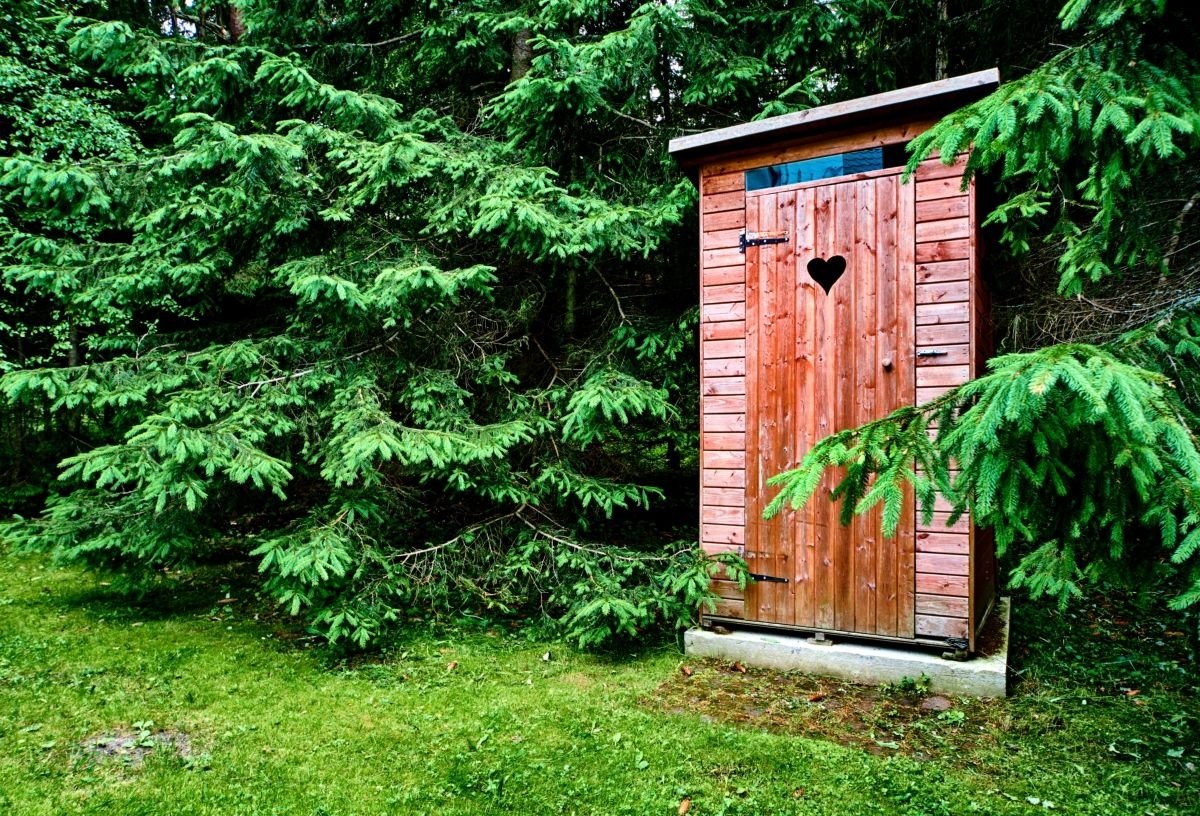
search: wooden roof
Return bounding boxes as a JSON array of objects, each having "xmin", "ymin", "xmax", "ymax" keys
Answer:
[{"xmin": 668, "ymin": 69, "xmax": 1000, "ymax": 166}]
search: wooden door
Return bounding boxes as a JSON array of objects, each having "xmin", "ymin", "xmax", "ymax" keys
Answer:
[{"xmin": 744, "ymin": 171, "xmax": 916, "ymax": 638}]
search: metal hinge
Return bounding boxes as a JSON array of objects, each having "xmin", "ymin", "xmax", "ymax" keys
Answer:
[
  {"xmin": 739, "ymin": 232, "xmax": 789, "ymax": 254},
  {"xmin": 748, "ymin": 573, "xmax": 789, "ymax": 584}
]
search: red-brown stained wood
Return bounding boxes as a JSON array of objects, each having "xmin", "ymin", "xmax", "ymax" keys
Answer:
[
  {"xmin": 917, "ymin": 513, "xmax": 971, "ymax": 535},
  {"xmin": 915, "ymin": 594, "xmax": 969, "ymax": 618},
  {"xmin": 916, "ymin": 552, "xmax": 969, "ymax": 575},
  {"xmin": 916, "ymin": 532, "xmax": 970, "ymax": 553},
  {"xmin": 915, "ymin": 239, "xmax": 971, "ymax": 263},
  {"xmin": 711, "ymin": 580, "xmax": 745, "ymax": 601},
  {"xmin": 690, "ymin": 121, "xmax": 988, "ymax": 647},
  {"xmin": 703, "ymin": 209, "xmax": 747, "ymax": 231},
  {"xmin": 916, "ymin": 573, "xmax": 969, "ymax": 596},
  {"xmin": 915, "ymin": 280, "xmax": 969, "ymax": 304},
  {"xmin": 915, "ymin": 217, "xmax": 970, "ymax": 243},
  {"xmin": 702, "ymin": 523, "xmax": 745, "ymax": 545},
  {"xmin": 854, "ymin": 176, "xmax": 879, "ymax": 634},
  {"xmin": 771, "ymin": 192, "xmax": 798, "ymax": 624},
  {"xmin": 703, "ymin": 247, "xmax": 746, "ymax": 268},
  {"xmin": 703, "ymin": 228, "xmax": 746, "ymax": 250},
  {"xmin": 916, "ymin": 260, "xmax": 970, "ymax": 283},
  {"xmin": 916, "ymin": 301, "xmax": 970, "ymax": 325},
  {"xmin": 915, "ymin": 176, "xmax": 967, "ymax": 201},
  {"xmin": 704, "ymin": 469, "xmax": 746, "ymax": 488},
  {"xmin": 712, "ymin": 598, "xmax": 745, "ymax": 619},
  {"xmin": 875, "ymin": 174, "xmax": 900, "ymax": 637},
  {"xmin": 915, "ymin": 344, "xmax": 970, "ymax": 366},
  {"xmin": 704, "ymin": 487, "xmax": 746, "ymax": 507},
  {"xmin": 916, "ymin": 196, "xmax": 969, "ymax": 221},
  {"xmin": 703, "ymin": 190, "xmax": 746, "ymax": 213},
  {"xmin": 894, "ymin": 178, "xmax": 918, "ymax": 638},
  {"xmin": 704, "ymin": 339, "xmax": 746, "ymax": 359},
  {"xmin": 702, "ymin": 450, "xmax": 745, "ymax": 468},
  {"xmin": 915, "ymin": 614, "xmax": 969, "ymax": 638},
  {"xmin": 702, "ymin": 358, "xmax": 746, "ymax": 378},
  {"xmin": 703, "ymin": 432, "xmax": 745, "ymax": 451},
  {"xmin": 917, "ymin": 323, "xmax": 970, "ymax": 345},
  {"xmin": 703, "ymin": 505, "xmax": 746, "ymax": 525},
  {"xmin": 704, "ymin": 395, "xmax": 747, "ymax": 414},
  {"xmin": 916, "ymin": 365, "xmax": 971, "ymax": 387},
  {"xmin": 702, "ymin": 320, "xmax": 746, "ymax": 340},
  {"xmin": 702, "ymin": 376, "xmax": 746, "ymax": 396},
  {"xmin": 794, "ymin": 185, "xmax": 817, "ymax": 627},
  {"xmin": 704, "ymin": 413, "xmax": 745, "ymax": 432},
  {"xmin": 701, "ymin": 541, "xmax": 744, "ymax": 556},
  {"xmin": 743, "ymin": 191, "xmax": 764, "ymax": 620},
  {"xmin": 701, "ymin": 302, "xmax": 747, "ymax": 323},
  {"xmin": 916, "ymin": 155, "xmax": 969, "ymax": 180},
  {"xmin": 702, "ymin": 266, "xmax": 745, "ymax": 286},
  {"xmin": 703, "ymin": 172, "xmax": 746, "ymax": 195}
]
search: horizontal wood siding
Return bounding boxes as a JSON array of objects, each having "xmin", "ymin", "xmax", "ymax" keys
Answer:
[
  {"xmin": 913, "ymin": 153, "xmax": 973, "ymax": 642},
  {"xmin": 699, "ymin": 166, "xmax": 748, "ymax": 619}
]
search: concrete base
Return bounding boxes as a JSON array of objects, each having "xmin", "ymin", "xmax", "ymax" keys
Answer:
[{"xmin": 686, "ymin": 598, "xmax": 1010, "ymax": 698}]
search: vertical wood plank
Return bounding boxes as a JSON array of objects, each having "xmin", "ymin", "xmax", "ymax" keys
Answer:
[
  {"xmin": 776, "ymin": 191, "xmax": 797, "ymax": 626},
  {"xmin": 896, "ymin": 175, "xmax": 918, "ymax": 640},
  {"xmin": 795, "ymin": 186, "xmax": 817, "ymax": 628},
  {"xmin": 854, "ymin": 178, "xmax": 878, "ymax": 634},
  {"xmin": 832, "ymin": 180, "xmax": 856, "ymax": 633},
  {"xmin": 744, "ymin": 192, "xmax": 763, "ymax": 621},
  {"xmin": 875, "ymin": 174, "xmax": 899, "ymax": 637},
  {"xmin": 757, "ymin": 193, "xmax": 780, "ymax": 622},
  {"xmin": 813, "ymin": 182, "xmax": 835, "ymax": 630}
]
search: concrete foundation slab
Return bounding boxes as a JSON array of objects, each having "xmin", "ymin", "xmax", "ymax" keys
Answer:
[{"xmin": 685, "ymin": 598, "xmax": 1010, "ymax": 698}]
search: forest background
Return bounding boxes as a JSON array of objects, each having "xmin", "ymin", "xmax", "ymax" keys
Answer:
[{"xmin": 3, "ymin": 0, "xmax": 1200, "ymax": 650}]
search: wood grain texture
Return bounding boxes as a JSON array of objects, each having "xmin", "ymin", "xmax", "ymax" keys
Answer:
[
  {"xmin": 704, "ymin": 339, "xmax": 746, "ymax": 359},
  {"xmin": 703, "ymin": 208, "xmax": 746, "ymax": 231},
  {"xmin": 702, "ymin": 320, "xmax": 746, "ymax": 340},
  {"xmin": 915, "ymin": 239, "xmax": 971, "ymax": 263},
  {"xmin": 916, "ymin": 260, "xmax": 970, "ymax": 283},
  {"xmin": 895, "ymin": 175, "xmax": 918, "ymax": 639},
  {"xmin": 915, "ymin": 614, "xmax": 969, "ymax": 638},
  {"xmin": 915, "ymin": 593, "xmax": 969, "ymax": 617},
  {"xmin": 916, "ymin": 217, "xmax": 970, "ymax": 243},
  {"xmin": 916, "ymin": 280, "xmax": 969, "ymax": 304}
]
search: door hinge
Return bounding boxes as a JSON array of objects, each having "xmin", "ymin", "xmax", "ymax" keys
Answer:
[
  {"xmin": 748, "ymin": 573, "xmax": 789, "ymax": 584},
  {"xmin": 739, "ymin": 232, "xmax": 789, "ymax": 254}
]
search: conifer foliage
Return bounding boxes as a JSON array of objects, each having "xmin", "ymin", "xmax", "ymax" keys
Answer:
[
  {"xmin": 3, "ymin": 0, "xmax": 933, "ymax": 646},
  {"xmin": 3, "ymin": 0, "xmax": 1199, "ymax": 644},
  {"xmin": 770, "ymin": 1, "xmax": 1200, "ymax": 613}
]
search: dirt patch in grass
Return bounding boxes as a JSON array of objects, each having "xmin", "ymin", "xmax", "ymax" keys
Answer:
[
  {"xmin": 648, "ymin": 660, "xmax": 1005, "ymax": 763},
  {"xmin": 78, "ymin": 727, "xmax": 195, "ymax": 769}
]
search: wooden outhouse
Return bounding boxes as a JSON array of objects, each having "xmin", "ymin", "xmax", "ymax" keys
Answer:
[{"xmin": 670, "ymin": 70, "xmax": 1000, "ymax": 653}]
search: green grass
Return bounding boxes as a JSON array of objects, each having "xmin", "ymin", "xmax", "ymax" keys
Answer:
[{"xmin": 0, "ymin": 548, "xmax": 1197, "ymax": 815}]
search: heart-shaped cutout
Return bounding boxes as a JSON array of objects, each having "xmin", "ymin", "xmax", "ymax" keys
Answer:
[{"xmin": 807, "ymin": 255, "xmax": 847, "ymax": 295}]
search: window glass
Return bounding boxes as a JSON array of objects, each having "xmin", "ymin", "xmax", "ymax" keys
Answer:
[{"xmin": 744, "ymin": 147, "xmax": 884, "ymax": 191}]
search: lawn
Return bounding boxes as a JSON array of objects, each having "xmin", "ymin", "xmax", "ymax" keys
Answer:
[{"xmin": 0, "ymin": 547, "xmax": 1197, "ymax": 815}]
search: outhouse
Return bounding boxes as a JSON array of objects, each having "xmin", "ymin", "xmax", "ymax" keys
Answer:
[{"xmin": 670, "ymin": 70, "xmax": 1000, "ymax": 654}]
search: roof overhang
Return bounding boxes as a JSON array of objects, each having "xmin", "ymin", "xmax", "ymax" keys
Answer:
[{"xmin": 668, "ymin": 69, "xmax": 1000, "ymax": 168}]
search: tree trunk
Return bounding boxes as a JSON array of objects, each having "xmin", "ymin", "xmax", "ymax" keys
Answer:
[
  {"xmin": 935, "ymin": 0, "xmax": 949, "ymax": 80},
  {"xmin": 510, "ymin": 28, "xmax": 533, "ymax": 83},
  {"xmin": 228, "ymin": 5, "xmax": 246, "ymax": 43}
]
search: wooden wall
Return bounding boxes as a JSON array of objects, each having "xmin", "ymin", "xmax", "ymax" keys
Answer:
[
  {"xmin": 699, "ymin": 165, "xmax": 750, "ymax": 619},
  {"xmin": 912, "ymin": 154, "xmax": 975, "ymax": 644},
  {"xmin": 695, "ymin": 133, "xmax": 992, "ymax": 648}
]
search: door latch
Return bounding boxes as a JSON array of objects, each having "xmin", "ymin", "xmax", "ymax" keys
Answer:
[{"xmin": 739, "ymin": 232, "xmax": 789, "ymax": 254}]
